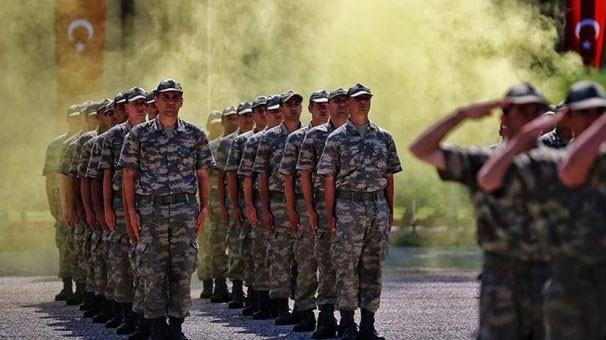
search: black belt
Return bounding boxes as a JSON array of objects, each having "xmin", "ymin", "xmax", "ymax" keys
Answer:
[
  {"xmin": 270, "ymin": 191, "xmax": 304, "ymax": 200},
  {"xmin": 336, "ymin": 190, "xmax": 385, "ymax": 201},
  {"xmin": 138, "ymin": 193, "xmax": 196, "ymax": 205}
]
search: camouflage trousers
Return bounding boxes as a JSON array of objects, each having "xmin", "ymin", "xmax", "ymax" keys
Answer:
[
  {"xmin": 55, "ymin": 220, "xmax": 73, "ymax": 279},
  {"xmin": 332, "ymin": 197, "xmax": 390, "ymax": 313},
  {"xmin": 269, "ymin": 197, "xmax": 295, "ymax": 299},
  {"xmin": 196, "ymin": 215, "xmax": 213, "ymax": 281},
  {"xmin": 294, "ymin": 198, "xmax": 318, "ymax": 311},
  {"xmin": 543, "ymin": 259, "xmax": 606, "ymax": 340},
  {"xmin": 227, "ymin": 199, "xmax": 245, "ymax": 281},
  {"xmin": 314, "ymin": 197, "xmax": 337, "ymax": 306},
  {"xmin": 138, "ymin": 195, "xmax": 199, "ymax": 319},
  {"xmin": 110, "ymin": 195, "xmax": 134, "ymax": 303},
  {"xmin": 208, "ymin": 197, "xmax": 229, "ymax": 279},
  {"xmin": 238, "ymin": 195, "xmax": 254, "ymax": 286},
  {"xmin": 131, "ymin": 238, "xmax": 147, "ymax": 314},
  {"xmin": 85, "ymin": 228, "xmax": 97, "ymax": 293},
  {"xmin": 71, "ymin": 222, "xmax": 88, "ymax": 283},
  {"xmin": 252, "ymin": 198, "xmax": 271, "ymax": 291},
  {"xmin": 477, "ymin": 252, "xmax": 550, "ymax": 340},
  {"xmin": 92, "ymin": 229, "xmax": 110, "ymax": 296}
]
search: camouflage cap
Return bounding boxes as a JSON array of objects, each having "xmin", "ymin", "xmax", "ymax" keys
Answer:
[
  {"xmin": 237, "ymin": 101, "xmax": 253, "ymax": 115},
  {"xmin": 267, "ymin": 95, "xmax": 281, "ymax": 110},
  {"xmin": 67, "ymin": 104, "xmax": 81, "ymax": 117},
  {"xmin": 329, "ymin": 87, "xmax": 348, "ymax": 100},
  {"xmin": 222, "ymin": 105, "xmax": 237, "ymax": 117},
  {"xmin": 564, "ymin": 80, "xmax": 606, "ymax": 110},
  {"xmin": 347, "ymin": 83, "xmax": 373, "ymax": 97},
  {"xmin": 157, "ymin": 79, "xmax": 183, "ymax": 93},
  {"xmin": 207, "ymin": 110, "xmax": 222, "ymax": 125},
  {"xmin": 95, "ymin": 98, "xmax": 112, "ymax": 115},
  {"xmin": 127, "ymin": 87, "xmax": 147, "ymax": 102},
  {"xmin": 145, "ymin": 89, "xmax": 156, "ymax": 104},
  {"xmin": 114, "ymin": 91, "xmax": 127, "ymax": 104},
  {"xmin": 281, "ymin": 90, "xmax": 303, "ymax": 105},
  {"xmin": 310, "ymin": 89, "xmax": 329, "ymax": 103},
  {"xmin": 252, "ymin": 96, "xmax": 268, "ymax": 109},
  {"xmin": 103, "ymin": 101, "xmax": 115, "ymax": 114},
  {"xmin": 86, "ymin": 101, "xmax": 99, "ymax": 116},
  {"xmin": 504, "ymin": 82, "xmax": 547, "ymax": 105}
]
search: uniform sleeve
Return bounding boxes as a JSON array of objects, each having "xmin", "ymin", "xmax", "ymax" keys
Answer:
[
  {"xmin": 77, "ymin": 142, "xmax": 92, "ymax": 178},
  {"xmin": 253, "ymin": 134, "xmax": 270, "ymax": 174},
  {"xmin": 42, "ymin": 142, "xmax": 55, "ymax": 176},
  {"xmin": 437, "ymin": 145, "xmax": 487, "ymax": 187},
  {"xmin": 385, "ymin": 134, "xmax": 403, "ymax": 174},
  {"xmin": 296, "ymin": 132, "xmax": 315, "ymax": 172},
  {"xmin": 214, "ymin": 139, "xmax": 229, "ymax": 170},
  {"xmin": 57, "ymin": 141, "xmax": 74, "ymax": 175},
  {"xmin": 86, "ymin": 142, "xmax": 102, "ymax": 179},
  {"xmin": 69, "ymin": 140, "xmax": 84, "ymax": 176},
  {"xmin": 225, "ymin": 138, "xmax": 243, "ymax": 172},
  {"xmin": 195, "ymin": 131, "xmax": 215, "ymax": 170},
  {"xmin": 238, "ymin": 138, "xmax": 257, "ymax": 176},
  {"xmin": 99, "ymin": 132, "xmax": 113, "ymax": 171},
  {"xmin": 279, "ymin": 133, "xmax": 299, "ymax": 176},
  {"xmin": 317, "ymin": 134, "xmax": 339, "ymax": 176},
  {"xmin": 118, "ymin": 130, "xmax": 140, "ymax": 171}
]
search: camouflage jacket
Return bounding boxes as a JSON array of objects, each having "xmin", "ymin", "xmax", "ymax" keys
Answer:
[
  {"xmin": 296, "ymin": 120, "xmax": 339, "ymax": 192},
  {"xmin": 43, "ymin": 132, "xmax": 70, "ymax": 187},
  {"xmin": 118, "ymin": 117, "xmax": 215, "ymax": 196},
  {"xmin": 76, "ymin": 130, "xmax": 99, "ymax": 179},
  {"xmin": 56, "ymin": 131, "xmax": 84, "ymax": 176},
  {"xmin": 99, "ymin": 121, "xmax": 135, "ymax": 191},
  {"xmin": 279, "ymin": 124, "xmax": 311, "ymax": 195},
  {"xmin": 317, "ymin": 119, "xmax": 402, "ymax": 192},
  {"xmin": 238, "ymin": 129, "xmax": 266, "ymax": 191},
  {"xmin": 209, "ymin": 137, "xmax": 221, "ymax": 192},
  {"xmin": 69, "ymin": 129, "xmax": 98, "ymax": 177},
  {"xmin": 226, "ymin": 128, "xmax": 257, "ymax": 192},
  {"xmin": 86, "ymin": 132, "xmax": 109, "ymax": 180}
]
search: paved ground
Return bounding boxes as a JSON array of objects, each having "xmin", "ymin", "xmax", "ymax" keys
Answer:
[{"xmin": 0, "ymin": 270, "xmax": 479, "ymax": 340}]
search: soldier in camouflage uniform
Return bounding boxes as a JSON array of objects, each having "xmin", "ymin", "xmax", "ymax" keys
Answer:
[
  {"xmin": 212, "ymin": 105, "xmax": 242, "ymax": 303},
  {"xmin": 297, "ymin": 87, "xmax": 350, "ymax": 339},
  {"xmin": 279, "ymin": 90, "xmax": 330, "ymax": 332},
  {"xmin": 254, "ymin": 90, "xmax": 303, "ymax": 326},
  {"xmin": 411, "ymin": 83, "xmax": 551, "ymax": 340},
  {"xmin": 101, "ymin": 88, "xmax": 148, "ymax": 337},
  {"xmin": 43, "ymin": 104, "xmax": 81, "ymax": 301},
  {"xmin": 479, "ymin": 81, "xmax": 606, "ymax": 340},
  {"xmin": 538, "ymin": 106, "xmax": 572, "ymax": 150},
  {"xmin": 197, "ymin": 110, "xmax": 223, "ymax": 300},
  {"xmin": 239, "ymin": 95, "xmax": 282, "ymax": 320},
  {"xmin": 120, "ymin": 79, "xmax": 214, "ymax": 340},
  {"xmin": 318, "ymin": 84, "xmax": 401, "ymax": 340},
  {"xmin": 145, "ymin": 90, "xmax": 159, "ymax": 120},
  {"xmin": 225, "ymin": 101, "xmax": 256, "ymax": 310}
]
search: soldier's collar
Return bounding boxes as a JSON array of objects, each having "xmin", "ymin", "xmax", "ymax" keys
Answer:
[
  {"xmin": 345, "ymin": 119, "xmax": 377, "ymax": 134},
  {"xmin": 152, "ymin": 116, "xmax": 186, "ymax": 133},
  {"xmin": 279, "ymin": 121, "xmax": 301, "ymax": 134},
  {"xmin": 125, "ymin": 120, "xmax": 133, "ymax": 131}
]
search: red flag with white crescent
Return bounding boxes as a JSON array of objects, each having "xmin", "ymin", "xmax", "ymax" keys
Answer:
[{"xmin": 566, "ymin": 0, "xmax": 606, "ymax": 68}]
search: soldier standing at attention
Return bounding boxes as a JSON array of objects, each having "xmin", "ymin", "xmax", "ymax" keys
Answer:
[
  {"xmin": 209, "ymin": 105, "xmax": 239, "ymax": 304},
  {"xmin": 43, "ymin": 104, "xmax": 81, "ymax": 301},
  {"xmin": 145, "ymin": 90, "xmax": 159, "ymax": 120},
  {"xmin": 225, "ymin": 101, "xmax": 257, "ymax": 311},
  {"xmin": 318, "ymin": 84, "xmax": 402, "ymax": 340},
  {"xmin": 254, "ymin": 90, "xmax": 303, "ymax": 326},
  {"xmin": 296, "ymin": 87, "xmax": 350, "ymax": 339},
  {"xmin": 120, "ymin": 79, "xmax": 214, "ymax": 340},
  {"xmin": 239, "ymin": 95, "xmax": 282, "ymax": 320},
  {"xmin": 197, "ymin": 110, "xmax": 223, "ymax": 300},
  {"xmin": 279, "ymin": 89, "xmax": 330, "ymax": 332}
]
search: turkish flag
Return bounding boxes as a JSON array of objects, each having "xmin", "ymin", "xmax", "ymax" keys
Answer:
[
  {"xmin": 56, "ymin": 0, "xmax": 106, "ymax": 119},
  {"xmin": 566, "ymin": 0, "xmax": 606, "ymax": 68}
]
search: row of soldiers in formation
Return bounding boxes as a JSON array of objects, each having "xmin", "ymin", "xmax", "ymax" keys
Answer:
[
  {"xmin": 411, "ymin": 80, "xmax": 606, "ymax": 340},
  {"xmin": 43, "ymin": 79, "xmax": 402, "ymax": 340}
]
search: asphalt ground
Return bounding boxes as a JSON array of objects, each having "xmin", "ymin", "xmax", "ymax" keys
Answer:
[{"xmin": 0, "ymin": 270, "xmax": 479, "ymax": 340}]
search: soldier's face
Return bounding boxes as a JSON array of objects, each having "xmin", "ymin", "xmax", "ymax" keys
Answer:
[
  {"xmin": 309, "ymin": 102, "xmax": 329, "ymax": 123},
  {"xmin": 114, "ymin": 103, "xmax": 127, "ymax": 123},
  {"xmin": 101, "ymin": 111, "xmax": 115, "ymax": 128},
  {"xmin": 155, "ymin": 91, "xmax": 183, "ymax": 117},
  {"xmin": 502, "ymin": 104, "xmax": 544, "ymax": 136},
  {"xmin": 252, "ymin": 105, "xmax": 267, "ymax": 127},
  {"xmin": 564, "ymin": 108, "xmax": 605, "ymax": 136},
  {"xmin": 265, "ymin": 108, "xmax": 282, "ymax": 128},
  {"xmin": 126, "ymin": 98, "xmax": 147, "ymax": 123},
  {"xmin": 145, "ymin": 102, "xmax": 159, "ymax": 120},
  {"xmin": 239, "ymin": 113, "xmax": 254, "ymax": 130},
  {"xmin": 348, "ymin": 95, "xmax": 371, "ymax": 116},
  {"xmin": 224, "ymin": 114, "xmax": 239, "ymax": 131},
  {"xmin": 281, "ymin": 98, "xmax": 302, "ymax": 122},
  {"xmin": 329, "ymin": 95, "xmax": 350, "ymax": 120},
  {"xmin": 207, "ymin": 122, "xmax": 223, "ymax": 139},
  {"xmin": 86, "ymin": 114, "xmax": 98, "ymax": 129}
]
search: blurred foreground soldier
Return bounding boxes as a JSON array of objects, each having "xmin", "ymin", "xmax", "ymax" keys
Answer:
[
  {"xmin": 538, "ymin": 107, "xmax": 572, "ymax": 149},
  {"xmin": 297, "ymin": 87, "xmax": 350, "ymax": 338},
  {"xmin": 145, "ymin": 89, "xmax": 159, "ymax": 120},
  {"xmin": 43, "ymin": 104, "xmax": 81, "ymax": 301},
  {"xmin": 239, "ymin": 95, "xmax": 282, "ymax": 320},
  {"xmin": 120, "ymin": 79, "xmax": 214, "ymax": 340},
  {"xmin": 318, "ymin": 84, "xmax": 401, "ymax": 340},
  {"xmin": 410, "ymin": 83, "xmax": 550, "ymax": 340},
  {"xmin": 279, "ymin": 89, "xmax": 330, "ymax": 332},
  {"xmin": 254, "ymin": 90, "xmax": 303, "ymax": 325},
  {"xmin": 225, "ymin": 102, "xmax": 256, "ymax": 310},
  {"xmin": 197, "ymin": 110, "xmax": 223, "ymax": 300},
  {"xmin": 478, "ymin": 81, "xmax": 606, "ymax": 340},
  {"xmin": 209, "ymin": 105, "xmax": 239, "ymax": 303}
]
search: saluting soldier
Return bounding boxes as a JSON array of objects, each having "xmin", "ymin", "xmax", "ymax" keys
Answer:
[
  {"xmin": 120, "ymin": 79, "xmax": 214, "ymax": 340},
  {"xmin": 318, "ymin": 84, "xmax": 402, "ymax": 340}
]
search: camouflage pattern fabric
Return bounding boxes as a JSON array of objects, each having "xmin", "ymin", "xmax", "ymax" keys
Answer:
[
  {"xmin": 268, "ymin": 198, "xmax": 295, "ymax": 299},
  {"xmin": 111, "ymin": 195, "xmax": 134, "ymax": 303},
  {"xmin": 254, "ymin": 122, "xmax": 301, "ymax": 192},
  {"xmin": 92, "ymin": 227, "xmax": 108, "ymax": 296},
  {"xmin": 86, "ymin": 133, "xmax": 108, "ymax": 180},
  {"xmin": 293, "ymin": 198, "xmax": 318, "ymax": 311},
  {"xmin": 206, "ymin": 138, "xmax": 229, "ymax": 280},
  {"xmin": 86, "ymin": 228, "xmax": 99, "ymax": 294},
  {"xmin": 238, "ymin": 129, "xmax": 265, "ymax": 190},
  {"xmin": 251, "ymin": 198, "xmax": 271, "ymax": 291},
  {"xmin": 131, "ymin": 240, "xmax": 146, "ymax": 314},
  {"xmin": 297, "ymin": 121, "xmax": 338, "ymax": 191},
  {"xmin": 279, "ymin": 124, "xmax": 309, "ymax": 194},
  {"xmin": 196, "ymin": 220, "xmax": 212, "ymax": 282},
  {"xmin": 56, "ymin": 131, "xmax": 83, "ymax": 176},
  {"xmin": 77, "ymin": 134, "xmax": 98, "ymax": 179},
  {"xmin": 70, "ymin": 130, "xmax": 98, "ymax": 177},
  {"xmin": 72, "ymin": 222, "xmax": 88, "ymax": 284},
  {"xmin": 100, "ymin": 121, "xmax": 133, "ymax": 192}
]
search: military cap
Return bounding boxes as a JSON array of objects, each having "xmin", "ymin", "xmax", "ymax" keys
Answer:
[
  {"xmin": 145, "ymin": 89, "xmax": 156, "ymax": 104},
  {"xmin": 157, "ymin": 79, "xmax": 183, "ymax": 93},
  {"xmin": 252, "ymin": 96, "xmax": 268, "ymax": 109},
  {"xmin": 206, "ymin": 110, "xmax": 222, "ymax": 125},
  {"xmin": 564, "ymin": 80, "xmax": 606, "ymax": 110},
  {"xmin": 267, "ymin": 95, "xmax": 281, "ymax": 110},
  {"xmin": 310, "ymin": 89, "xmax": 329, "ymax": 103},
  {"xmin": 504, "ymin": 82, "xmax": 547, "ymax": 105},
  {"xmin": 222, "ymin": 105, "xmax": 237, "ymax": 117},
  {"xmin": 281, "ymin": 90, "xmax": 303, "ymax": 104},
  {"xmin": 329, "ymin": 87, "xmax": 348, "ymax": 100},
  {"xmin": 237, "ymin": 102, "xmax": 253, "ymax": 115},
  {"xmin": 348, "ymin": 83, "xmax": 373, "ymax": 97},
  {"xmin": 127, "ymin": 87, "xmax": 147, "ymax": 102},
  {"xmin": 95, "ymin": 98, "xmax": 111, "ymax": 115},
  {"xmin": 103, "ymin": 101, "xmax": 115, "ymax": 114},
  {"xmin": 86, "ymin": 101, "xmax": 99, "ymax": 116},
  {"xmin": 67, "ymin": 104, "xmax": 81, "ymax": 117},
  {"xmin": 114, "ymin": 91, "xmax": 127, "ymax": 104}
]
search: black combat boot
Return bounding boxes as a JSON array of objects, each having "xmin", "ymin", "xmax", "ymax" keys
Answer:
[
  {"xmin": 199, "ymin": 279, "xmax": 214, "ymax": 299},
  {"xmin": 312, "ymin": 304, "xmax": 338, "ymax": 339},
  {"xmin": 356, "ymin": 309, "xmax": 385, "ymax": 340},
  {"xmin": 242, "ymin": 287, "xmax": 257, "ymax": 316},
  {"xmin": 210, "ymin": 278, "xmax": 230, "ymax": 303},
  {"xmin": 252, "ymin": 291, "xmax": 273, "ymax": 320},
  {"xmin": 293, "ymin": 309, "xmax": 316, "ymax": 332},
  {"xmin": 55, "ymin": 278, "xmax": 73, "ymax": 301},
  {"xmin": 150, "ymin": 318, "xmax": 168, "ymax": 340},
  {"xmin": 66, "ymin": 282, "xmax": 85, "ymax": 305},
  {"xmin": 228, "ymin": 280, "xmax": 244, "ymax": 309},
  {"xmin": 117, "ymin": 303, "xmax": 138, "ymax": 335},
  {"xmin": 106, "ymin": 301, "xmax": 123, "ymax": 328},
  {"xmin": 93, "ymin": 296, "xmax": 114, "ymax": 323},
  {"xmin": 83, "ymin": 295, "xmax": 103, "ymax": 318},
  {"xmin": 168, "ymin": 317, "xmax": 188, "ymax": 340},
  {"xmin": 275, "ymin": 298, "xmax": 297, "ymax": 326},
  {"xmin": 340, "ymin": 310, "xmax": 358, "ymax": 340},
  {"xmin": 128, "ymin": 314, "xmax": 151, "ymax": 340}
]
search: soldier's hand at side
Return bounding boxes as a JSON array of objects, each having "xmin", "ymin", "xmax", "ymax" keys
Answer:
[
  {"xmin": 85, "ymin": 209, "xmax": 95, "ymax": 230},
  {"xmin": 246, "ymin": 204, "xmax": 257, "ymax": 227},
  {"xmin": 196, "ymin": 207, "xmax": 208, "ymax": 237},
  {"xmin": 458, "ymin": 99, "xmax": 506, "ymax": 120},
  {"xmin": 105, "ymin": 208, "xmax": 116, "ymax": 233},
  {"xmin": 328, "ymin": 215, "xmax": 336, "ymax": 239},
  {"xmin": 308, "ymin": 208, "xmax": 318, "ymax": 233},
  {"xmin": 129, "ymin": 210, "xmax": 141, "ymax": 241},
  {"xmin": 220, "ymin": 204, "xmax": 230, "ymax": 225},
  {"xmin": 287, "ymin": 210, "xmax": 299, "ymax": 233},
  {"xmin": 234, "ymin": 207, "xmax": 243, "ymax": 228},
  {"xmin": 263, "ymin": 208, "xmax": 274, "ymax": 234}
]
